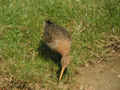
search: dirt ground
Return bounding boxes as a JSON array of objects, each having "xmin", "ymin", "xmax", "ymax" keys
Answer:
[{"xmin": 70, "ymin": 55, "xmax": 120, "ymax": 90}]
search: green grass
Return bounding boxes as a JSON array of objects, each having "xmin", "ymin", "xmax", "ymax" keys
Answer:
[{"xmin": 0, "ymin": 0, "xmax": 120, "ymax": 89}]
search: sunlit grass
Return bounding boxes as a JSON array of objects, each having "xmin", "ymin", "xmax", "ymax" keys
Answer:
[{"xmin": 0, "ymin": 0, "xmax": 120, "ymax": 89}]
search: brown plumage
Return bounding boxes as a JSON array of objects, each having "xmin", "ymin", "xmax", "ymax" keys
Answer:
[{"xmin": 43, "ymin": 20, "xmax": 72, "ymax": 80}]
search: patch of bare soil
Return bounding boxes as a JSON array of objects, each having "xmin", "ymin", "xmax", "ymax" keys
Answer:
[
  {"xmin": 68, "ymin": 36, "xmax": 120, "ymax": 90},
  {"xmin": 71, "ymin": 55, "xmax": 120, "ymax": 90}
]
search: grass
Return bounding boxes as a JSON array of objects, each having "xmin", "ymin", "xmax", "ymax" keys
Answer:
[{"xmin": 0, "ymin": 0, "xmax": 120, "ymax": 89}]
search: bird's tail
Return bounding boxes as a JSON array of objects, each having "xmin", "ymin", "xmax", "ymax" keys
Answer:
[{"xmin": 45, "ymin": 20, "xmax": 53, "ymax": 25}]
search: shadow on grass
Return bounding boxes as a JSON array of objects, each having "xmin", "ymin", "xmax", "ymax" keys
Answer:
[{"xmin": 37, "ymin": 40, "xmax": 63, "ymax": 79}]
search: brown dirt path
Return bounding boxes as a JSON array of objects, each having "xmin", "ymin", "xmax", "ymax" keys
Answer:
[{"xmin": 66, "ymin": 55, "xmax": 120, "ymax": 90}]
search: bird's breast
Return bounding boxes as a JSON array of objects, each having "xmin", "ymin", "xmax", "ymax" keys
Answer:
[{"xmin": 47, "ymin": 39, "xmax": 71, "ymax": 56}]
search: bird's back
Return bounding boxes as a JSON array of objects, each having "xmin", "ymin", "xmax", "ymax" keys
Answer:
[
  {"xmin": 44, "ymin": 20, "xmax": 71, "ymax": 55},
  {"xmin": 44, "ymin": 20, "xmax": 71, "ymax": 42}
]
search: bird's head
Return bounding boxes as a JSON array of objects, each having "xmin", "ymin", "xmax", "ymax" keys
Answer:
[{"xmin": 59, "ymin": 55, "xmax": 71, "ymax": 80}]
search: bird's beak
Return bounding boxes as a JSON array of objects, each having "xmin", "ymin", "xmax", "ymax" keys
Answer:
[{"xmin": 59, "ymin": 67, "xmax": 65, "ymax": 80}]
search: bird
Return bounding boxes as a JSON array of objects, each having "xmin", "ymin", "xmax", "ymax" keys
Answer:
[{"xmin": 43, "ymin": 20, "xmax": 72, "ymax": 80}]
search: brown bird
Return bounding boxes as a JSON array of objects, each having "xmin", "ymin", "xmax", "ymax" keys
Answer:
[{"xmin": 43, "ymin": 20, "xmax": 72, "ymax": 80}]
